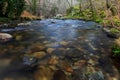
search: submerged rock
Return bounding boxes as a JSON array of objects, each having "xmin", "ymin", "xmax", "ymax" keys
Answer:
[
  {"xmin": 73, "ymin": 60, "xmax": 87, "ymax": 69},
  {"xmin": 48, "ymin": 56, "xmax": 59, "ymax": 65},
  {"xmin": 15, "ymin": 35, "xmax": 23, "ymax": 41},
  {"xmin": 88, "ymin": 71, "xmax": 104, "ymax": 80},
  {"xmin": 34, "ymin": 66, "xmax": 53, "ymax": 80},
  {"xmin": 46, "ymin": 48, "xmax": 55, "ymax": 54},
  {"xmin": 0, "ymin": 33, "xmax": 13, "ymax": 42},
  {"xmin": 33, "ymin": 51, "xmax": 46, "ymax": 59},
  {"xmin": 59, "ymin": 41, "xmax": 69, "ymax": 46},
  {"xmin": 53, "ymin": 70, "xmax": 67, "ymax": 80},
  {"xmin": 31, "ymin": 46, "xmax": 46, "ymax": 52},
  {"xmin": 17, "ymin": 22, "xmax": 31, "ymax": 26}
]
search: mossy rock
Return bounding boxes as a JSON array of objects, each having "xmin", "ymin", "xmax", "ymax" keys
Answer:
[{"xmin": 103, "ymin": 27, "xmax": 120, "ymax": 38}]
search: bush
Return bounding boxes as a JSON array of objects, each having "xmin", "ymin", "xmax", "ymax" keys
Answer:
[
  {"xmin": 112, "ymin": 17, "xmax": 120, "ymax": 27},
  {"xmin": 110, "ymin": 28, "xmax": 120, "ymax": 34},
  {"xmin": 112, "ymin": 45, "xmax": 120, "ymax": 57},
  {"xmin": 0, "ymin": 17, "xmax": 11, "ymax": 22},
  {"xmin": 0, "ymin": 0, "xmax": 25, "ymax": 19}
]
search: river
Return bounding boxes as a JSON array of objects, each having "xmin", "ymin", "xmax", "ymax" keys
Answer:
[{"xmin": 0, "ymin": 19, "xmax": 119, "ymax": 80}]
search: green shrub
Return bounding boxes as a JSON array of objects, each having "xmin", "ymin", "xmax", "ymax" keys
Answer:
[
  {"xmin": 112, "ymin": 45, "xmax": 120, "ymax": 57},
  {"xmin": 95, "ymin": 19, "xmax": 103, "ymax": 23},
  {"xmin": 112, "ymin": 18, "xmax": 120, "ymax": 27},
  {"xmin": 0, "ymin": 0, "xmax": 25, "ymax": 19},
  {"xmin": 0, "ymin": 17, "xmax": 11, "ymax": 22},
  {"xmin": 110, "ymin": 28, "xmax": 120, "ymax": 34}
]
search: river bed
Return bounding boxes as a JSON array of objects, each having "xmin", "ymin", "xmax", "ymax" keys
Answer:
[{"xmin": 0, "ymin": 19, "xmax": 119, "ymax": 80}]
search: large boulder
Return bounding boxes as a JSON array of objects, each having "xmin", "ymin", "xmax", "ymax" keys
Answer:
[
  {"xmin": 0, "ymin": 33, "xmax": 13, "ymax": 42},
  {"xmin": 54, "ymin": 14, "xmax": 63, "ymax": 19}
]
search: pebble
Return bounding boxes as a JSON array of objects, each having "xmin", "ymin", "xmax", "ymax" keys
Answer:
[
  {"xmin": 34, "ymin": 66, "xmax": 53, "ymax": 80},
  {"xmin": 31, "ymin": 46, "xmax": 46, "ymax": 52},
  {"xmin": 59, "ymin": 41, "xmax": 68, "ymax": 46},
  {"xmin": 15, "ymin": 35, "xmax": 22, "ymax": 41},
  {"xmin": 43, "ymin": 41, "xmax": 49, "ymax": 44},
  {"xmin": 49, "ymin": 65, "xmax": 58, "ymax": 71},
  {"xmin": 17, "ymin": 22, "xmax": 31, "ymax": 26},
  {"xmin": 46, "ymin": 48, "xmax": 55, "ymax": 54},
  {"xmin": 65, "ymin": 66, "xmax": 73, "ymax": 73},
  {"xmin": 88, "ymin": 59, "xmax": 96, "ymax": 66},
  {"xmin": 74, "ymin": 60, "xmax": 87, "ymax": 68},
  {"xmin": 45, "ymin": 43, "xmax": 59, "ymax": 47},
  {"xmin": 38, "ymin": 36, "xmax": 45, "ymax": 39},
  {"xmin": 58, "ymin": 48, "xmax": 66, "ymax": 51},
  {"xmin": 33, "ymin": 51, "xmax": 46, "ymax": 58},
  {"xmin": 48, "ymin": 56, "xmax": 59, "ymax": 65}
]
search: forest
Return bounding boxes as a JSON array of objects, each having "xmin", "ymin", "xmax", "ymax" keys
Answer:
[{"xmin": 0, "ymin": 0, "xmax": 120, "ymax": 80}]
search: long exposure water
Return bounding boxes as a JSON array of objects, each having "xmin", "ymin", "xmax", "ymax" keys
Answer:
[{"xmin": 0, "ymin": 19, "xmax": 119, "ymax": 80}]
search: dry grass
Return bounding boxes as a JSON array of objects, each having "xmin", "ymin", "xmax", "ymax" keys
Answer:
[{"xmin": 20, "ymin": 10, "xmax": 37, "ymax": 20}]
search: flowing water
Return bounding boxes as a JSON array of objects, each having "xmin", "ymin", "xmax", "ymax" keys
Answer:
[{"xmin": 0, "ymin": 19, "xmax": 119, "ymax": 80}]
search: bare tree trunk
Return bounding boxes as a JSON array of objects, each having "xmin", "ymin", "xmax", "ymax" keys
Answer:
[
  {"xmin": 88, "ymin": 0, "xmax": 96, "ymax": 19},
  {"xmin": 66, "ymin": 0, "xmax": 71, "ymax": 8}
]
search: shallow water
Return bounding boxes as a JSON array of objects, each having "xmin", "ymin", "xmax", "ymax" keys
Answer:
[{"xmin": 0, "ymin": 19, "xmax": 119, "ymax": 80}]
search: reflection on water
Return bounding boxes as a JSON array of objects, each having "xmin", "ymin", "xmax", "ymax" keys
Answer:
[{"xmin": 0, "ymin": 19, "xmax": 117, "ymax": 80}]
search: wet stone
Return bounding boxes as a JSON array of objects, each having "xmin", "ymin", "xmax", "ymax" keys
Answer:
[
  {"xmin": 51, "ymin": 48, "xmax": 66, "ymax": 56},
  {"xmin": 59, "ymin": 41, "xmax": 69, "ymax": 46},
  {"xmin": 45, "ymin": 43, "xmax": 59, "ymax": 48},
  {"xmin": 88, "ymin": 59, "xmax": 96, "ymax": 66},
  {"xmin": 71, "ymin": 68, "xmax": 87, "ymax": 80},
  {"xmin": 65, "ymin": 48, "xmax": 86, "ymax": 61},
  {"xmin": 43, "ymin": 41, "xmax": 49, "ymax": 44},
  {"xmin": 73, "ymin": 60, "xmax": 87, "ymax": 69},
  {"xmin": 34, "ymin": 66, "xmax": 54, "ymax": 80},
  {"xmin": 32, "ymin": 51, "xmax": 46, "ymax": 59},
  {"xmin": 46, "ymin": 48, "xmax": 55, "ymax": 54},
  {"xmin": 88, "ymin": 71, "xmax": 104, "ymax": 80},
  {"xmin": 53, "ymin": 70, "xmax": 67, "ymax": 80},
  {"xmin": 38, "ymin": 36, "xmax": 46, "ymax": 39},
  {"xmin": 31, "ymin": 46, "xmax": 46, "ymax": 52},
  {"xmin": 49, "ymin": 65, "xmax": 58, "ymax": 71},
  {"xmin": 65, "ymin": 66, "xmax": 73, "ymax": 73},
  {"xmin": 17, "ymin": 22, "xmax": 31, "ymax": 26},
  {"xmin": 48, "ymin": 56, "xmax": 59, "ymax": 65},
  {"xmin": 0, "ymin": 33, "xmax": 13, "ymax": 42},
  {"xmin": 15, "ymin": 35, "xmax": 22, "ymax": 41},
  {"xmin": 58, "ymin": 48, "xmax": 66, "ymax": 51}
]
